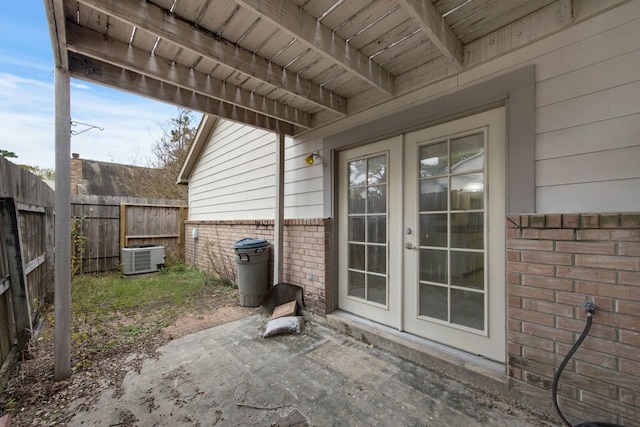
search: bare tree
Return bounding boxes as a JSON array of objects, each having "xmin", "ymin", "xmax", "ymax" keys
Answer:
[
  {"xmin": 119, "ymin": 108, "xmax": 198, "ymax": 200},
  {"xmin": 150, "ymin": 107, "xmax": 197, "ymax": 180}
]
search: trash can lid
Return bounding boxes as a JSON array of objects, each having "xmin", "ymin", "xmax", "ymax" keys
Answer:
[{"xmin": 234, "ymin": 238, "xmax": 270, "ymax": 249}]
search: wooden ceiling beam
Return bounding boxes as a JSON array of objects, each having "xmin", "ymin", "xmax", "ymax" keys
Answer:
[
  {"xmin": 234, "ymin": 0, "xmax": 395, "ymax": 95},
  {"xmin": 397, "ymin": 0, "xmax": 463, "ymax": 68},
  {"xmin": 68, "ymin": 52, "xmax": 297, "ymax": 135},
  {"xmin": 43, "ymin": 0, "xmax": 69, "ymax": 69},
  {"xmin": 76, "ymin": 0, "xmax": 347, "ymax": 116},
  {"xmin": 67, "ymin": 23, "xmax": 313, "ymax": 129}
]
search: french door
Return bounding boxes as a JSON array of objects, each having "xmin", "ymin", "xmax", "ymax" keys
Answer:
[
  {"xmin": 337, "ymin": 136, "xmax": 403, "ymax": 328},
  {"xmin": 338, "ymin": 108, "xmax": 506, "ymax": 362}
]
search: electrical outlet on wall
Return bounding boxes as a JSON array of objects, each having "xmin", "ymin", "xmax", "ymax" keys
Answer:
[{"xmin": 307, "ymin": 273, "xmax": 313, "ymax": 281}]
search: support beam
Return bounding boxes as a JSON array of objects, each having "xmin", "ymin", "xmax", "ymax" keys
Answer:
[
  {"xmin": 67, "ymin": 23, "xmax": 313, "ymax": 130},
  {"xmin": 273, "ymin": 134, "xmax": 285, "ymax": 286},
  {"xmin": 397, "ymin": 0, "xmax": 463, "ymax": 68},
  {"xmin": 68, "ymin": 52, "xmax": 296, "ymax": 135},
  {"xmin": 44, "ymin": 0, "xmax": 69, "ymax": 70},
  {"xmin": 559, "ymin": 0, "xmax": 574, "ymax": 23},
  {"xmin": 54, "ymin": 66, "xmax": 71, "ymax": 381},
  {"xmin": 78, "ymin": 0, "xmax": 348, "ymax": 116},
  {"xmin": 234, "ymin": 0, "xmax": 395, "ymax": 95}
]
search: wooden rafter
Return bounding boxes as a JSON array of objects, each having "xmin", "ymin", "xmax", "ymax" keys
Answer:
[
  {"xmin": 67, "ymin": 23, "xmax": 313, "ymax": 129},
  {"xmin": 77, "ymin": 0, "xmax": 348, "ymax": 116},
  {"xmin": 68, "ymin": 52, "xmax": 296, "ymax": 135},
  {"xmin": 397, "ymin": 0, "xmax": 463, "ymax": 68},
  {"xmin": 43, "ymin": 0, "xmax": 69, "ymax": 69},
  {"xmin": 234, "ymin": 0, "xmax": 395, "ymax": 95}
]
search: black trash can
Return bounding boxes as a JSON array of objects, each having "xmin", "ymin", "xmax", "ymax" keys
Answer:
[{"xmin": 234, "ymin": 238, "xmax": 270, "ymax": 307}]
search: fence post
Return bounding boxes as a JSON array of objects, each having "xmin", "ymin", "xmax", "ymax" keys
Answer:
[{"xmin": 120, "ymin": 203, "xmax": 127, "ymax": 250}]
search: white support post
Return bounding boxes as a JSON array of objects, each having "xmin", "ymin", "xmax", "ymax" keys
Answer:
[
  {"xmin": 274, "ymin": 133, "xmax": 285, "ymax": 285},
  {"xmin": 54, "ymin": 66, "xmax": 71, "ymax": 380}
]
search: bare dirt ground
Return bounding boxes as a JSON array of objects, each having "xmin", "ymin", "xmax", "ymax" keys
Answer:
[{"xmin": 0, "ymin": 287, "xmax": 257, "ymax": 426}]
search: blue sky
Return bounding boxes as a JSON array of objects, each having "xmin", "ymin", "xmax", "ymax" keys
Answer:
[{"xmin": 0, "ymin": 2, "xmax": 197, "ymax": 170}]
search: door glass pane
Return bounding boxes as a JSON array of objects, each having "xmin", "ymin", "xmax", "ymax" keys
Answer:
[
  {"xmin": 420, "ymin": 214, "xmax": 447, "ymax": 247},
  {"xmin": 451, "ymin": 133, "xmax": 484, "ymax": 173},
  {"xmin": 367, "ymin": 155, "xmax": 387, "ymax": 184},
  {"xmin": 349, "ymin": 244, "xmax": 365, "ymax": 270},
  {"xmin": 420, "ymin": 177, "xmax": 448, "ymax": 211},
  {"xmin": 451, "ymin": 289, "xmax": 484, "ymax": 330},
  {"xmin": 420, "ymin": 249, "xmax": 447, "ymax": 284},
  {"xmin": 419, "ymin": 284, "xmax": 448, "ymax": 321},
  {"xmin": 349, "ymin": 216, "xmax": 365, "ymax": 242},
  {"xmin": 367, "ymin": 246, "xmax": 386, "ymax": 274},
  {"xmin": 367, "ymin": 274, "xmax": 387, "ymax": 305},
  {"xmin": 420, "ymin": 141, "xmax": 448, "ymax": 177},
  {"xmin": 349, "ymin": 159, "xmax": 366, "ymax": 187},
  {"xmin": 451, "ymin": 173, "xmax": 484, "ymax": 210},
  {"xmin": 349, "ymin": 188, "xmax": 366, "ymax": 213},
  {"xmin": 367, "ymin": 185, "xmax": 386, "ymax": 213},
  {"xmin": 367, "ymin": 215, "xmax": 386, "ymax": 243},
  {"xmin": 451, "ymin": 251, "xmax": 484, "ymax": 290},
  {"xmin": 348, "ymin": 271, "xmax": 365, "ymax": 298},
  {"xmin": 450, "ymin": 212, "xmax": 483, "ymax": 249}
]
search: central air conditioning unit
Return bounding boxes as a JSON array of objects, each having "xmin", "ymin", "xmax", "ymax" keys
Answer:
[{"xmin": 121, "ymin": 245, "xmax": 165, "ymax": 275}]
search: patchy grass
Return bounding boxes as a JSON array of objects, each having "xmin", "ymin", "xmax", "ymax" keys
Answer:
[
  {"xmin": 69, "ymin": 266, "xmax": 236, "ymax": 368},
  {"xmin": 0, "ymin": 264, "xmax": 240, "ymax": 426}
]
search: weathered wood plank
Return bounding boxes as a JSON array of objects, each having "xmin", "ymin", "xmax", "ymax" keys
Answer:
[
  {"xmin": 67, "ymin": 23, "xmax": 313, "ymax": 129},
  {"xmin": 397, "ymin": 0, "xmax": 463, "ymax": 67},
  {"xmin": 235, "ymin": 0, "xmax": 395, "ymax": 94},
  {"xmin": 0, "ymin": 276, "xmax": 9, "ymax": 296},
  {"xmin": 0, "ymin": 347, "xmax": 18, "ymax": 394},
  {"xmin": 16, "ymin": 203, "xmax": 46, "ymax": 214},
  {"xmin": 23, "ymin": 254, "xmax": 46, "ymax": 276},
  {"xmin": 77, "ymin": 0, "xmax": 348, "ymax": 115},
  {"xmin": 2, "ymin": 199, "xmax": 31, "ymax": 349},
  {"xmin": 68, "ymin": 52, "xmax": 298, "ymax": 136}
]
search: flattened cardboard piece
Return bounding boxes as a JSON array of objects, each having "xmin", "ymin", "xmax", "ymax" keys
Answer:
[
  {"xmin": 271, "ymin": 300, "xmax": 297, "ymax": 319},
  {"xmin": 259, "ymin": 283, "xmax": 305, "ymax": 316}
]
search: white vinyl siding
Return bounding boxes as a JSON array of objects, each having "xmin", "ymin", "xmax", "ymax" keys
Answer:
[
  {"xmin": 188, "ymin": 121, "xmax": 276, "ymax": 220},
  {"xmin": 188, "ymin": 120, "xmax": 324, "ymax": 220},
  {"xmin": 531, "ymin": 9, "xmax": 640, "ymax": 212}
]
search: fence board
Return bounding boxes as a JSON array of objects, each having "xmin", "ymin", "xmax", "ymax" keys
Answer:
[
  {"xmin": 0, "ymin": 156, "xmax": 55, "ymax": 392},
  {"xmin": 71, "ymin": 195, "xmax": 187, "ymax": 274}
]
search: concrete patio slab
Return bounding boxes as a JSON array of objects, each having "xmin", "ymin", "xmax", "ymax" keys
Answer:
[{"xmin": 68, "ymin": 315, "xmax": 556, "ymax": 426}]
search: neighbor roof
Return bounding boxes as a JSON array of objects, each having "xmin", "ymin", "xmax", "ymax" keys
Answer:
[{"xmin": 45, "ymin": 0, "xmax": 574, "ymax": 136}]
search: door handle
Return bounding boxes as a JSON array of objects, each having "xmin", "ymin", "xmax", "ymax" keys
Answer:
[{"xmin": 404, "ymin": 242, "xmax": 417, "ymax": 250}]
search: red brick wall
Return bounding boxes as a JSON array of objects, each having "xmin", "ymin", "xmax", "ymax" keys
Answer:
[
  {"xmin": 507, "ymin": 213, "xmax": 640, "ymax": 425},
  {"xmin": 184, "ymin": 219, "xmax": 330, "ymax": 315}
]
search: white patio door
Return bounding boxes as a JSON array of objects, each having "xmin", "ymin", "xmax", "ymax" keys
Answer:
[
  {"xmin": 337, "ymin": 136, "xmax": 403, "ymax": 328},
  {"xmin": 403, "ymin": 108, "xmax": 506, "ymax": 362},
  {"xmin": 337, "ymin": 108, "xmax": 505, "ymax": 362}
]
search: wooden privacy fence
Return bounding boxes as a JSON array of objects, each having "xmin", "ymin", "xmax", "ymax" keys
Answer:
[
  {"xmin": 71, "ymin": 195, "xmax": 188, "ymax": 274},
  {"xmin": 0, "ymin": 156, "xmax": 55, "ymax": 392}
]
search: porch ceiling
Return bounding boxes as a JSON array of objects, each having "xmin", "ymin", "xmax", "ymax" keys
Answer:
[{"xmin": 45, "ymin": 0, "xmax": 562, "ymax": 136}]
